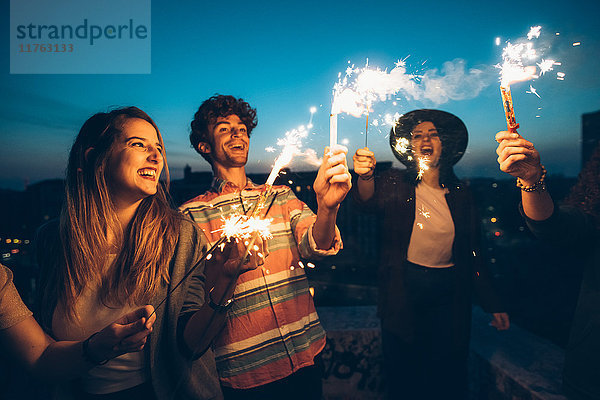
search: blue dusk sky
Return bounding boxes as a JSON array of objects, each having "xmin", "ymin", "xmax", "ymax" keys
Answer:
[{"xmin": 1, "ymin": 0, "xmax": 599, "ymax": 190}]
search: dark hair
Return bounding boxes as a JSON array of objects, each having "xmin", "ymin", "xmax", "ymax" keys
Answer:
[
  {"xmin": 390, "ymin": 109, "xmax": 467, "ymax": 186},
  {"xmin": 190, "ymin": 94, "xmax": 258, "ymax": 164},
  {"xmin": 563, "ymin": 142, "xmax": 600, "ymax": 225}
]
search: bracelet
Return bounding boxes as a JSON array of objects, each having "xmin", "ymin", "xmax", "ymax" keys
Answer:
[
  {"xmin": 82, "ymin": 332, "xmax": 109, "ymax": 365},
  {"xmin": 516, "ymin": 165, "xmax": 547, "ymax": 192},
  {"xmin": 358, "ymin": 174, "xmax": 374, "ymax": 181},
  {"xmin": 208, "ymin": 287, "xmax": 234, "ymax": 313}
]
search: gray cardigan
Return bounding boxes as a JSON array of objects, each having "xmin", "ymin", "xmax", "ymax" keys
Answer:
[{"xmin": 35, "ymin": 218, "xmax": 223, "ymax": 400}]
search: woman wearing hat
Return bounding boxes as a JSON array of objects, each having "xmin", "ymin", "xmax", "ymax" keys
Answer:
[{"xmin": 353, "ymin": 109, "xmax": 509, "ymax": 399}]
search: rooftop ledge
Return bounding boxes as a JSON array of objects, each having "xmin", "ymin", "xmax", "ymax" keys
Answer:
[{"xmin": 317, "ymin": 305, "xmax": 567, "ymax": 400}]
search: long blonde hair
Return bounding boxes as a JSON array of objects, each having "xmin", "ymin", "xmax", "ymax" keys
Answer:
[{"xmin": 42, "ymin": 107, "xmax": 181, "ymax": 322}]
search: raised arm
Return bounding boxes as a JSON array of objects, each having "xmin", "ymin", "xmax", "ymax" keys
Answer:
[
  {"xmin": 312, "ymin": 145, "xmax": 352, "ymax": 250},
  {"xmin": 495, "ymin": 131, "xmax": 554, "ymax": 221}
]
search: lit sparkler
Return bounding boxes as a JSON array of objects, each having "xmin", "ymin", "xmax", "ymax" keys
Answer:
[
  {"xmin": 497, "ymin": 26, "xmax": 560, "ymax": 133},
  {"xmin": 331, "ymin": 58, "xmax": 418, "ymax": 148},
  {"xmin": 256, "ymin": 124, "xmax": 312, "ymax": 216},
  {"xmin": 416, "ymin": 156, "xmax": 430, "ymax": 180},
  {"xmin": 213, "ymin": 214, "xmax": 273, "ymax": 242},
  {"xmin": 393, "ymin": 136, "xmax": 410, "ymax": 155}
]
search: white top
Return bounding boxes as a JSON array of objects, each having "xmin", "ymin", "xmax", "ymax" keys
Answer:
[
  {"xmin": 52, "ymin": 257, "xmax": 148, "ymax": 394},
  {"xmin": 406, "ymin": 183, "xmax": 455, "ymax": 268}
]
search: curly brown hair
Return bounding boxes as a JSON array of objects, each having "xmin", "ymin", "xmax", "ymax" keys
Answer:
[
  {"xmin": 563, "ymin": 142, "xmax": 600, "ymax": 222},
  {"xmin": 190, "ymin": 94, "xmax": 258, "ymax": 164}
]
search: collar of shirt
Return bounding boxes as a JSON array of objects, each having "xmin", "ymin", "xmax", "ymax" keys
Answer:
[{"xmin": 209, "ymin": 176, "xmax": 262, "ymax": 194}]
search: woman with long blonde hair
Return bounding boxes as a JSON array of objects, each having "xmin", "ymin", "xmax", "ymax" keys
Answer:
[{"xmin": 36, "ymin": 107, "xmax": 252, "ymax": 399}]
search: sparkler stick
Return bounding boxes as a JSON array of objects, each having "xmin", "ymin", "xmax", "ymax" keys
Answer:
[
  {"xmin": 330, "ymin": 113, "xmax": 337, "ymax": 149},
  {"xmin": 500, "ymin": 85, "xmax": 519, "ymax": 133},
  {"xmin": 365, "ymin": 111, "xmax": 369, "ymax": 147}
]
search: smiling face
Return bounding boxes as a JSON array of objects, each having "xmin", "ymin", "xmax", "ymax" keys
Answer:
[
  {"xmin": 411, "ymin": 121, "xmax": 442, "ymax": 168},
  {"xmin": 106, "ymin": 118, "xmax": 164, "ymax": 207},
  {"xmin": 199, "ymin": 114, "xmax": 249, "ymax": 170}
]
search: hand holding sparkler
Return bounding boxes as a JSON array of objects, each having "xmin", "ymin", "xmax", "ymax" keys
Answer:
[
  {"xmin": 495, "ymin": 130, "xmax": 553, "ymax": 222},
  {"xmin": 495, "ymin": 130, "xmax": 543, "ymax": 186},
  {"xmin": 85, "ymin": 305, "xmax": 156, "ymax": 364},
  {"xmin": 207, "ymin": 233, "xmax": 268, "ymax": 278},
  {"xmin": 314, "ymin": 145, "xmax": 352, "ymax": 211},
  {"xmin": 352, "ymin": 147, "xmax": 376, "ymax": 179},
  {"xmin": 353, "ymin": 147, "xmax": 376, "ymax": 203},
  {"xmin": 310, "ymin": 145, "xmax": 351, "ymax": 251}
]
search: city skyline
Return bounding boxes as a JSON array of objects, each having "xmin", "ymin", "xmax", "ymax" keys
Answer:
[{"xmin": 2, "ymin": 0, "xmax": 599, "ymax": 190}]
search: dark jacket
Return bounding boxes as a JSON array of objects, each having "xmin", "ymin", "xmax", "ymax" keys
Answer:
[
  {"xmin": 354, "ymin": 168, "xmax": 503, "ymax": 352},
  {"xmin": 525, "ymin": 206, "xmax": 600, "ymax": 400}
]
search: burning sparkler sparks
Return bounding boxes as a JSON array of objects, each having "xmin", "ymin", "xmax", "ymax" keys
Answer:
[
  {"xmin": 331, "ymin": 58, "xmax": 417, "ymax": 118},
  {"xmin": 308, "ymin": 106, "xmax": 317, "ymax": 129},
  {"xmin": 330, "ymin": 58, "xmax": 418, "ymax": 148},
  {"xmin": 266, "ymin": 125, "xmax": 310, "ymax": 186},
  {"xmin": 329, "ymin": 57, "xmax": 491, "ymax": 146},
  {"xmin": 526, "ymin": 85, "xmax": 541, "ymax": 98},
  {"xmin": 393, "ymin": 136, "xmax": 410, "ymax": 155},
  {"xmin": 213, "ymin": 214, "xmax": 273, "ymax": 242},
  {"xmin": 497, "ymin": 26, "xmax": 562, "ymax": 133},
  {"xmin": 417, "ymin": 156, "xmax": 430, "ymax": 180}
]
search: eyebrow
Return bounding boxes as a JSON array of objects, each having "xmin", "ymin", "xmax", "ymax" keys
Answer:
[
  {"xmin": 214, "ymin": 121, "xmax": 246, "ymax": 127},
  {"xmin": 126, "ymin": 136, "xmax": 162, "ymax": 147},
  {"xmin": 413, "ymin": 128, "xmax": 438, "ymax": 133}
]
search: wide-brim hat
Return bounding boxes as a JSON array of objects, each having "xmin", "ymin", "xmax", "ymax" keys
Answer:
[{"xmin": 389, "ymin": 109, "xmax": 468, "ymax": 167}]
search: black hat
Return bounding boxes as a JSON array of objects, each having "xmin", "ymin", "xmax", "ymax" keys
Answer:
[{"xmin": 389, "ymin": 109, "xmax": 468, "ymax": 167}]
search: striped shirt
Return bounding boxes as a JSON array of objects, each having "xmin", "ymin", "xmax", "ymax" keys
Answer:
[{"xmin": 179, "ymin": 177, "xmax": 341, "ymax": 389}]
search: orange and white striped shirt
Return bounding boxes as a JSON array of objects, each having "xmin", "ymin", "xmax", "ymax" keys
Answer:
[{"xmin": 180, "ymin": 177, "xmax": 341, "ymax": 389}]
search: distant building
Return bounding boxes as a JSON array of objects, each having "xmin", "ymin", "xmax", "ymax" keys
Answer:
[{"xmin": 581, "ymin": 110, "xmax": 600, "ymax": 168}]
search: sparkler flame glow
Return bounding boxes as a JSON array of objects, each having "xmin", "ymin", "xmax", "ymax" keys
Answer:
[
  {"xmin": 331, "ymin": 59, "xmax": 417, "ymax": 117},
  {"xmin": 417, "ymin": 156, "xmax": 430, "ymax": 180},
  {"xmin": 213, "ymin": 214, "xmax": 273, "ymax": 242},
  {"xmin": 498, "ymin": 26, "xmax": 561, "ymax": 88},
  {"xmin": 393, "ymin": 137, "xmax": 410, "ymax": 154},
  {"xmin": 266, "ymin": 125, "xmax": 311, "ymax": 186},
  {"xmin": 497, "ymin": 26, "xmax": 562, "ymax": 132}
]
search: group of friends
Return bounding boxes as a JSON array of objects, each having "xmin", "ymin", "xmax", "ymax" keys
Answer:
[{"xmin": 0, "ymin": 94, "xmax": 597, "ymax": 400}]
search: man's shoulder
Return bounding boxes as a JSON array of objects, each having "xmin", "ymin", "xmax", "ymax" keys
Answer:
[
  {"xmin": 179, "ymin": 190, "xmax": 217, "ymax": 211},
  {"xmin": 270, "ymin": 184, "xmax": 294, "ymax": 196}
]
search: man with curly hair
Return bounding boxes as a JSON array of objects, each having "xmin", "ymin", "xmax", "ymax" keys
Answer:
[{"xmin": 180, "ymin": 94, "xmax": 352, "ymax": 399}]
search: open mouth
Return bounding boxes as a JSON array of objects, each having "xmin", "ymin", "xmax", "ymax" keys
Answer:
[
  {"xmin": 138, "ymin": 168, "xmax": 157, "ymax": 180},
  {"xmin": 420, "ymin": 146, "xmax": 433, "ymax": 156},
  {"xmin": 228, "ymin": 142, "xmax": 246, "ymax": 151}
]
